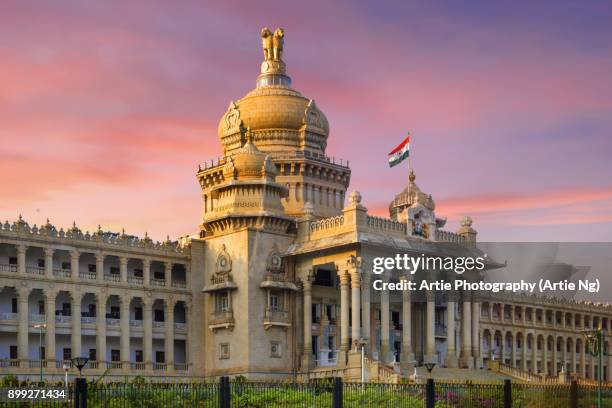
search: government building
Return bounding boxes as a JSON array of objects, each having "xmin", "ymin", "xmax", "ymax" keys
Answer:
[{"xmin": 1, "ymin": 28, "xmax": 610, "ymax": 383}]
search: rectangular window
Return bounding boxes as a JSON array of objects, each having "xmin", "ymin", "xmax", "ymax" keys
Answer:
[
  {"xmin": 40, "ymin": 346, "xmax": 45, "ymax": 359},
  {"xmin": 154, "ymin": 309, "xmax": 164, "ymax": 322},
  {"xmin": 8, "ymin": 257, "xmax": 17, "ymax": 265},
  {"xmin": 63, "ymin": 348, "xmax": 72, "ymax": 361},
  {"xmin": 62, "ymin": 303, "xmax": 71, "ymax": 316},
  {"xmin": 62, "ymin": 261, "xmax": 71, "ymax": 270},
  {"xmin": 135, "ymin": 350, "xmax": 143, "ymax": 362},
  {"xmin": 88, "ymin": 264, "xmax": 96, "ymax": 273},
  {"xmin": 135, "ymin": 307, "xmax": 143, "ymax": 320},
  {"xmin": 89, "ymin": 349, "xmax": 97, "ymax": 361},
  {"xmin": 134, "ymin": 268, "xmax": 143, "ymax": 278},
  {"xmin": 270, "ymin": 342, "xmax": 281, "ymax": 358},
  {"xmin": 10, "ymin": 346, "xmax": 18, "ymax": 359},
  {"xmin": 110, "ymin": 306, "xmax": 120, "ymax": 319},
  {"xmin": 219, "ymin": 343, "xmax": 230, "ymax": 360},
  {"xmin": 110, "ymin": 266, "xmax": 120, "ymax": 275},
  {"xmin": 156, "ymin": 351, "xmax": 165, "ymax": 363},
  {"xmin": 38, "ymin": 300, "xmax": 45, "ymax": 314},
  {"xmin": 111, "ymin": 350, "xmax": 120, "ymax": 362},
  {"xmin": 312, "ymin": 336, "xmax": 319, "ymax": 357},
  {"xmin": 215, "ymin": 293, "xmax": 229, "ymax": 312},
  {"xmin": 88, "ymin": 304, "xmax": 96, "ymax": 317},
  {"xmin": 270, "ymin": 293, "xmax": 281, "ymax": 311},
  {"xmin": 11, "ymin": 298, "xmax": 17, "ymax": 313},
  {"xmin": 37, "ymin": 258, "xmax": 45, "ymax": 268},
  {"xmin": 154, "ymin": 271, "xmax": 165, "ymax": 280}
]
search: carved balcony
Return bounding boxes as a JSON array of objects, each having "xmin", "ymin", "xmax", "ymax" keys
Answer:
[
  {"xmin": 209, "ymin": 310, "xmax": 235, "ymax": 332},
  {"xmin": 263, "ymin": 308, "xmax": 290, "ymax": 330}
]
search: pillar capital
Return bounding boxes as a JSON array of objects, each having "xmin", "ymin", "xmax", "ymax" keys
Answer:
[
  {"xmin": 339, "ymin": 270, "xmax": 350, "ymax": 286},
  {"xmin": 43, "ymin": 288, "xmax": 57, "ymax": 302},
  {"xmin": 95, "ymin": 252, "xmax": 105, "ymax": 262},
  {"xmin": 142, "ymin": 257, "xmax": 151, "ymax": 267},
  {"xmin": 17, "ymin": 285, "xmax": 30, "ymax": 299},
  {"xmin": 44, "ymin": 247, "xmax": 55, "ymax": 257},
  {"xmin": 17, "ymin": 244, "xmax": 27, "ymax": 254},
  {"xmin": 119, "ymin": 256, "xmax": 128, "ymax": 266},
  {"xmin": 70, "ymin": 249, "xmax": 80, "ymax": 257}
]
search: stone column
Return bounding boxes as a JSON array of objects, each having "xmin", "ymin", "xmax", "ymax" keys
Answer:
[
  {"xmin": 571, "ymin": 339, "xmax": 577, "ymax": 374},
  {"xmin": 17, "ymin": 286, "xmax": 29, "ymax": 367},
  {"xmin": 165, "ymin": 298, "xmax": 175, "ymax": 369},
  {"xmin": 143, "ymin": 297, "xmax": 153, "ymax": 370},
  {"xmin": 380, "ymin": 278, "xmax": 390, "ymax": 364},
  {"xmin": 339, "ymin": 270, "xmax": 351, "ymax": 363},
  {"xmin": 445, "ymin": 301, "xmax": 458, "ymax": 367},
  {"xmin": 460, "ymin": 300, "xmax": 473, "ymax": 368},
  {"xmin": 532, "ymin": 334, "xmax": 537, "ymax": 372},
  {"xmin": 70, "ymin": 250, "xmax": 80, "ymax": 279},
  {"xmin": 361, "ymin": 273, "xmax": 371, "ymax": 354},
  {"xmin": 522, "ymin": 334, "xmax": 528, "ymax": 371},
  {"xmin": 580, "ymin": 341, "xmax": 586, "ymax": 377},
  {"xmin": 71, "ymin": 293, "xmax": 82, "ymax": 359},
  {"xmin": 143, "ymin": 258, "xmax": 151, "ymax": 287},
  {"xmin": 165, "ymin": 261, "xmax": 173, "ymax": 288},
  {"xmin": 185, "ymin": 263, "xmax": 191, "ymax": 289},
  {"xmin": 96, "ymin": 294, "xmax": 107, "ymax": 369},
  {"xmin": 426, "ymin": 291, "xmax": 436, "ymax": 363},
  {"xmin": 302, "ymin": 275, "xmax": 313, "ymax": 369},
  {"xmin": 511, "ymin": 332, "xmax": 516, "ymax": 368},
  {"xmin": 120, "ymin": 257, "xmax": 128, "ymax": 283},
  {"xmin": 17, "ymin": 245, "xmax": 27, "ymax": 275},
  {"xmin": 95, "ymin": 252, "xmax": 105, "ymax": 282},
  {"xmin": 44, "ymin": 248, "xmax": 54, "ymax": 278},
  {"xmin": 590, "ymin": 355, "xmax": 595, "ymax": 379},
  {"xmin": 472, "ymin": 302, "xmax": 481, "ymax": 368},
  {"xmin": 552, "ymin": 337, "xmax": 557, "ymax": 376},
  {"xmin": 542, "ymin": 337, "xmax": 548, "ymax": 375},
  {"xmin": 120, "ymin": 296, "xmax": 130, "ymax": 370},
  {"xmin": 45, "ymin": 290, "xmax": 56, "ymax": 364},
  {"xmin": 349, "ymin": 265, "xmax": 361, "ymax": 348},
  {"xmin": 401, "ymin": 276, "xmax": 415, "ymax": 370},
  {"xmin": 607, "ymin": 354, "xmax": 612, "ymax": 383}
]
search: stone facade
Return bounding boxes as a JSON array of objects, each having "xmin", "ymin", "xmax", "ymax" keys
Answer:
[{"xmin": 1, "ymin": 28, "xmax": 610, "ymax": 382}]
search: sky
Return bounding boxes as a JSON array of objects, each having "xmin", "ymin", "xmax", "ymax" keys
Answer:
[{"xmin": 1, "ymin": 0, "xmax": 612, "ymax": 242}]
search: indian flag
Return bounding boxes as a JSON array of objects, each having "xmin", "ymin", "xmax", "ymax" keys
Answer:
[{"xmin": 388, "ymin": 135, "xmax": 410, "ymax": 168}]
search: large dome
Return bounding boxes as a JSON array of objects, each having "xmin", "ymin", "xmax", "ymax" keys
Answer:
[{"xmin": 217, "ymin": 28, "xmax": 329, "ymax": 156}]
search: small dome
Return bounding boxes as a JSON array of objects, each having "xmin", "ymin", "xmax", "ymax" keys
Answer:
[
  {"xmin": 223, "ymin": 130, "xmax": 276, "ymax": 181},
  {"xmin": 389, "ymin": 171, "xmax": 435, "ymax": 218}
]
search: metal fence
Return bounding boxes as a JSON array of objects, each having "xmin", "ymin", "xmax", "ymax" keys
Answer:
[{"xmin": 10, "ymin": 377, "xmax": 609, "ymax": 407}]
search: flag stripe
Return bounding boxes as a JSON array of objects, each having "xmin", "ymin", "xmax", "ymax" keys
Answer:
[{"xmin": 388, "ymin": 136, "xmax": 410, "ymax": 155}]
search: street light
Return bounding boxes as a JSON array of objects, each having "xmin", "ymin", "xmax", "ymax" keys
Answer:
[
  {"xmin": 583, "ymin": 324, "xmax": 607, "ymax": 408},
  {"xmin": 424, "ymin": 362, "xmax": 436, "ymax": 379},
  {"xmin": 33, "ymin": 323, "xmax": 46, "ymax": 383},
  {"xmin": 71, "ymin": 357, "xmax": 89, "ymax": 378},
  {"xmin": 355, "ymin": 338, "xmax": 368, "ymax": 382},
  {"xmin": 62, "ymin": 362, "xmax": 70, "ymax": 387}
]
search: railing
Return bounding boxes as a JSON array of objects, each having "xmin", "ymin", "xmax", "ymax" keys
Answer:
[
  {"xmin": 435, "ymin": 324, "xmax": 447, "ymax": 337},
  {"xmin": 0, "ymin": 312, "xmax": 18, "ymax": 321},
  {"xmin": 151, "ymin": 278, "xmax": 166, "ymax": 287},
  {"xmin": 53, "ymin": 268, "xmax": 72, "ymax": 277},
  {"xmin": 171, "ymin": 280, "xmax": 187, "ymax": 288},
  {"xmin": 153, "ymin": 321, "xmax": 165, "ymax": 329},
  {"xmin": 104, "ymin": 273, "xmax": 120, "ymax": 282},
  {"xmin": 79, "ymin": 271, "xmax": 96, "ymax": 280},
  {"xmin": 130, "ymin": 319, "xmax": 143, "ymax": 327},
  {"xmin": 174, "ymin": 322, "xmax": 186, "ymax": 331},
  {"xmin": 497, "ymin": 362, "xmax": 546, "ymax": 383},
  {"xmin": 153, "ymin": 363, "xmax": 167, "ymax": 371},
  {"xmin": 209, "ymin": 310, "xmax": 234, "ymax": 326},
  {"xmin": 26, "ymin": 265, "xmax": 44, "ymax": 275},
  {"xmin": 130, "ymin": 362, "xmax": 145, "ymax": 370},
  {"xmin": 0, "ymin": 264, "xmax": 17, "ymax": 273},
  {"xmin": 29, "ymin": 359, "xmax": 47, "ymax": 368},
  {"xmin": 310, "ymin": 215, "xmax": 344, "ymax": 233},
  {"xmin": 128, "ymin": 276, "xmax": 144, "ymax": 285},
  {"xmin": 55, "ymin": 315, "xmax": 71, "ymax": 323},
  {"xmin": 173, "ymin": 363, "xmax": 188, "ymax": 372},
  {"xmin": 56, "ymin": 360, "xmax": 72, "ymax": 368},
  {"xmin": 86, "ymin": 360, "xmax": 99, "ymax": 369},
  {"xmin": 106, "ymin": 318, "xmax": 120, "ymax": 326},
  {"xmin": 435, "ymin": 230, "xmax": 466, "ymax": 244},
  {"xmin": 210, "ymin": 274, "xmax": 233, "ymax": 285},
  {"xmin": 81, "ymin": 316, "xmax": 96, "ymax": 324},
  {"xmin": 366, "ymin": 215, "xmax": 407, "ymax": 235},
  {"xmin": 0, "ymin": 359, "xmax": 20, "ymax": 367},
  {"xmin": 108, "ymin": 361, "xmax": 122, "ymax": 369},
  {"xmin": 264, "ymin": 309, "xmax": 289, "ymax": 323},
  {"xmin": 29, "ymin": 313, "xmax": 46, "ymax": 322}
]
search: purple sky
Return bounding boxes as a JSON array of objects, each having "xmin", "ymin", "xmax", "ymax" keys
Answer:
[{"xmin": 1, "ymin": 0, "xmax": 612, "ymax": 241}]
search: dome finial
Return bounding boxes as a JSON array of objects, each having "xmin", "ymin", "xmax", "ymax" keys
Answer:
[
  {"xmin": 257, "ymin": 28, "xmax": 290, "ymax": 88},
  {"xmin": 245, "ymin": 126, "xmax": 253, "ymax": 145},
  {"xmin": 409, "ymin": 170, "xmax": 416, "ymax": 182}
]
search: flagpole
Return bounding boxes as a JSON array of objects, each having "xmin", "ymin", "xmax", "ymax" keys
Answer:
[{"xmin": 408, "ymin": 132, "xmax": 412, "ymax": 185}]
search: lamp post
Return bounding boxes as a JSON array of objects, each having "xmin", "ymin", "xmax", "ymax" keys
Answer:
[
  {"xmin": 63, "ymin": 362, "xmax": 70, "ymax": 387},
  {"xmin": 424, "ymin": 362, "xmax": 436, "ymax": 379},
  {"xmin": 71, "ymin": 357, "xmax": 89, "ymax": 379},
  {"xmin": 33, "ymin": 323, "xmax": 46, "ymax": 383},
  {"xmin": 584, "ymin": 324, "xmax": 607, "ymax": 408},
  {"xmin": 356, "ymin": 338, "xmax": 368, "ymax": 382}
]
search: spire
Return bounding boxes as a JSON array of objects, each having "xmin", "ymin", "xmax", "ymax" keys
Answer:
[{"xmin": 257, "ymin": 27, "xmax": 291, "ymax": 88}]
